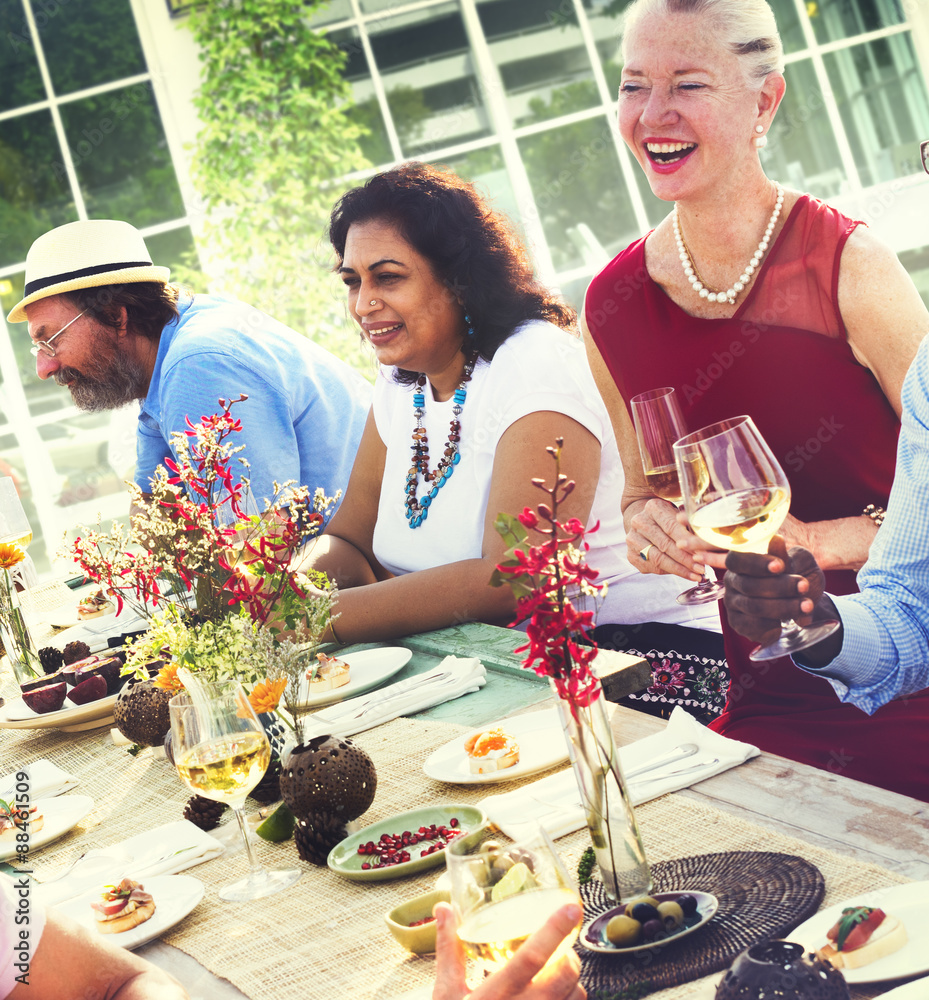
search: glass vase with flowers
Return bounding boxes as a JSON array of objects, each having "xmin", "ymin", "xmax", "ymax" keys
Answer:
[
  {"xmin": 68, "ymin": 395, "xmax": 338, "ymax": 733},
  {"xmin": 491, "ymin": 438, "xmax": 651, "ymax": 903},
  {"xmin": 0, "ymin": 477, "xmax": 40, "ymax": 684}
]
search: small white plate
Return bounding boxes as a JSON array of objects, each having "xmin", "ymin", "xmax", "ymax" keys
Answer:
[
  {"xmin": 54, "ymin": 875, "xmax": 204, "ymax": 950},
  {"xmin": 296, "ymin": 647, "xmax": 413, "ymax": 709},
  {"xmin": 0, "ymin": 691, "xmax": 119, "ymax": 732},
  {"xmin": 790, "ymin": 882, "xmax": 929, "ymax": 983},
  {"xmin": 0, "ymin": 794, "xmax": 94, "ymax": 861},
  {"xmin": 423, "ymin": 708, "xmax": 568, "ymax": 785},
  {"xmin": 580, "ymin": 890, "xmax": 718, "ymax": 955}
]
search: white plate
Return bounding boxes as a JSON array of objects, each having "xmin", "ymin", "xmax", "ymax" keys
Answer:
[
  {"xmin": 296, "ymin": 647, "xmax": 413, "ymax": 709},
  {"xmin": 0, "ymin": 691, "xmax": 118, "ymax": 732},
  {"xmin": 875, "ymin": 979, "xmax": 929, "ymax": 999},
  {"xmin": 53, "ymin": 875, "xmax": 204, "ymax": 950},
  {"xmin": 790, "ymin": 882, "xmax": 929, "ymax": 983},
  {"xmin": 0, "ymin": 795, "xmax": 94, "ymax": 861},
  {"xmin": 423, "ymin": 708, "xmax": 569, "ymax": 785}
]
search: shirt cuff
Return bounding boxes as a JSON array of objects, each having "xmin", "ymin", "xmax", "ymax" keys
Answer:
[{"xmin": 791, "ymin": 598, "xmax": 882, "ymax": 700}]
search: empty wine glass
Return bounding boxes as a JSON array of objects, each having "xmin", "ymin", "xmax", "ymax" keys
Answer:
[
  {"xmin": 446, "ymin": 826, "xmax": 582, "ymax": 978},
  {"xmin": 630, "ymin": 387, "xmax": 724, "ymax": 605},
  {"xmin": 673, "ymin": 415, "xmax": 839, "ymax": 661},
  {"xmin": 170, "ymin": 679, "xmax": 302, "ymax": 901}
]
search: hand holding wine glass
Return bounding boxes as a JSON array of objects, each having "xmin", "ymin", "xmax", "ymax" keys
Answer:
[
  {"xmin": 630, "ymin": 387, "xmax": 724, "ymax": 605},
  {"xmin": 169, "ymin": 678, "xmax": 302, "ymax": 901},
  {"xmin": 445, "ymin": 827, "xmax": 582, "ymax": 981},
  {"xmin": 672, "ymin": 416, "xmax": 839, "ymax": 661}
]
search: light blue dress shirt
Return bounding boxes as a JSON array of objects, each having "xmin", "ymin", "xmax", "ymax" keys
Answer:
[
  {"xmin": 135, "ymin": 294, "xmax": 371, "ymax": 512},
  {"xmin": 796, "ymin": 334, "xmax": 929, "ymax": 712}
]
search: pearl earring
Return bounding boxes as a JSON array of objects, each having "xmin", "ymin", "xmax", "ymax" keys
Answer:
[{"xmin": 754, "ymin": 125, "xmax": 767, "ymax": 149}]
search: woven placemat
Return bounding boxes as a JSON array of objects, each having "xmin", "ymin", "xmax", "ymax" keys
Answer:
[{"xmin": 578, "ymin": 851, "xmax": 825, "ymax": 995}]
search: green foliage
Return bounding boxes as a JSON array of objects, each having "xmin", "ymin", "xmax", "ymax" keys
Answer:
[
  {"xmin": 577, "ymin": 845, "xmax": 596, "ymax": 884},
  {"xmin": 182, "ymin": 0, "xmax": 371, "ymax": 370}
]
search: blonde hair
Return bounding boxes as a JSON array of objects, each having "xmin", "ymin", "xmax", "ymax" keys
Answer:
[{"xmin": 622, "ymin": 0, "xmax": 785, "ymax": 84}]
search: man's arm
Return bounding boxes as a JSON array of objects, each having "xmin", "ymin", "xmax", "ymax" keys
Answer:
[
  {"xmin": 721, "ymin": 335, "xmax": 929, "ymax": 711},
  {"xmin": 10, "ymin": 908, "xmax": 188, "ymax": 1000}
]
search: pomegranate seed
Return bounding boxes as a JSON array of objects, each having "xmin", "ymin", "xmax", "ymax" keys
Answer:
[
  {"xmin": 361, "ymin": 863, "xmax": 370, "ymax": 870},
  {"xmin": 450, "ymin": 817, "xmax": 459, "ymax": 827}
]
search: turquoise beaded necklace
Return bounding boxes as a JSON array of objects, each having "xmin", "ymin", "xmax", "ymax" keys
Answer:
[{"xmin": 405, "ymin": 353, "xmax": 476, "ymax": 528}]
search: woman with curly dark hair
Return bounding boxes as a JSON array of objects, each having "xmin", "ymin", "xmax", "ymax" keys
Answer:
[{"xmin": 301, "ymin": 162, "xmax": 714, "ymax": 644}]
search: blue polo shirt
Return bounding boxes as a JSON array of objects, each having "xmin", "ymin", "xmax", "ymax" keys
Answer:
[{"xmin": 136, "ymin": 294, "xmax": 371, "ymax": 511}]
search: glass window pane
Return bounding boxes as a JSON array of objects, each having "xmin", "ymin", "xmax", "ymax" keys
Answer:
[
  {"xmin": 900, "ymin": 244, "xmax": 929, "ymax": 309},
  {"xmin": 807, "ymin": 0, "xmax": 905, "ymax": 46},
  {"xmin": 0, "ymin": 0, "xmax": 44, "ymax": 112},
  {"xmin": 60, "ymin": 82, "xmax": 185, "ymax": 227},
  {"xmin": 309, "ymin": 0, "xmax": 352, "ymax": 25},
  {"xmin": 0, "ymin": 110, "xmax": 77, "ymax": 268},
  {"xmin": 479, "ymin": 0, "xmax": 599, "ymax": 127},
  {"xmin": 331, "ymin": 27, "xmax": 393, "ymax": 167},
  {"xmin": 766, "ymin": 58, "xmax": 847, "ymax": 199},
  {"xmin": 31, "ymin": 0, "xmax": 147, "ymax": 96},
  {"xmin": 44, "ymin": 408, "xmax": 133, "ymax": 510},
  {"xmin": 824, "ymin": 34, "xmax": 929, "ymax": 188},
  {"xmin": 368, "ymin": 3, "xmax": 491, "ymax": 157},
  {"xmin": 519, "ymin": 116, "xmax": 638, "ymax": 271},
  {"xmin": 431, "ymin": 146, "xmax": 524, "ymax": 238},
  {"xmin": 767, "ymin": 0, "xmax": 806, "ymax": 56},
  {"xmin": 145, "ymin": 226, "xmax": 200, "ymax": 280}
]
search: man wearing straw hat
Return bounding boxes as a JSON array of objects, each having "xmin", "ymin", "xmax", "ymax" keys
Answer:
[{"xmin": 7, "ymin": 219, "xmax": 370, "ymax": 510}]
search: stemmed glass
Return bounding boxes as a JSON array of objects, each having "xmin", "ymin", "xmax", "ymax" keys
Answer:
[
  {"xmin": 672, "ymin": 415, "xmax": 839, "ymax": 661},
  {"xmin": 446, "ymin": 826, "xmax": 582, "ymax": 977},
  {"xmin": 169, "ymin": 679, "xmax": 302, "ymax": 901},
  {"xmin": 630, "ymin": 388, "xmax": 724, "ymax": 605},
  {"xmin": 0, "ymin": 477, "xmax": 32, "ymax": 556}
]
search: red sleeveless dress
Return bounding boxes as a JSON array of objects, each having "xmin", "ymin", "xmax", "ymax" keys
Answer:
[{"xmin": 586, "ymin": 194, "xmax": 929, "ymax": 801}]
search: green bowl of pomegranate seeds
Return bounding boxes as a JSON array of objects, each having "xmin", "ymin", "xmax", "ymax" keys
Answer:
[
  {"xmin": 385, "ymin": 888, "xmax": 452, "ymax": 953},
  {"xmin": 327, "ymin": 804, "xmax": 487, "ymax": 882}
]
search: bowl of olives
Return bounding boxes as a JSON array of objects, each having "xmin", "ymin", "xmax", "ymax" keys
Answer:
[{"xmin": 581, "ymin": 890, "xmax": 718, "ymax": 954}]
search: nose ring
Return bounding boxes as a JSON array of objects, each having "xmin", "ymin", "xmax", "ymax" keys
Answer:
[{"xmin": 370, "ymin": 299, "xmax": 377, "ymax": 307}]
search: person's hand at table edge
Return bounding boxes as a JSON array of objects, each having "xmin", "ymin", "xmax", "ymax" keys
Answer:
[
  {"xmin": 432, "ymin": 901, "xmax": 586, "ymax": 1000},
  {"xmin": 716, "ymin": 536, "xmax": 844, "ymax": 668}
]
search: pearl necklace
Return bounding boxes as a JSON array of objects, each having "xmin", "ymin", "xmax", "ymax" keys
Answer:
[
  {"xmin": 674, "ymin": 182, "xmax": 784, "ymax": 305},
  {"xmin": 405, "ymin": 354, "xmax": 476, "ymax": 529}
]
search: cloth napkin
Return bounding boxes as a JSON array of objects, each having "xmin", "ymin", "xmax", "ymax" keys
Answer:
[
  {"xmin": 36, "ymin": 819, "xmax": 225, "ymax": 906},
  {"xmin": 299, "ymin": 655, "xmax": 486, "ymax": 741},
  {"xmin": 0, "ymin": 760, "xmax": 79, "ymax": 801},
  {"xmin": 479, "ymin": 707, "xmax": 759, "ymax": 841}
]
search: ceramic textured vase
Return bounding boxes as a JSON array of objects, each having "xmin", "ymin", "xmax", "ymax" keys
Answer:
[{"xmin": 551, "ymin": 676, "xmax": 652, "ymax": 902}]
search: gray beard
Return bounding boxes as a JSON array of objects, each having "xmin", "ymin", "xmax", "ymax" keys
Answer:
[{"xmin": 56, "ymin": 350, "xmax": 148, "ymax": 412}]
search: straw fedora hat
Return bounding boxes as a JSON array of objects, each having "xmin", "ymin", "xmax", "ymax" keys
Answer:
[{"xmin": 7, "ymin": 219, "xmax": 171, "ymax": 323}]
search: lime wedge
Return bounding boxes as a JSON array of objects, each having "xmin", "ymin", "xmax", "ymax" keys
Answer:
[
  {"xmin": 491, "ymin": 861, "xmax": 536, "ymax": 902},
  {"xmin": 256, "ymin": 802, "xmax": 295, "ymax": 842}
]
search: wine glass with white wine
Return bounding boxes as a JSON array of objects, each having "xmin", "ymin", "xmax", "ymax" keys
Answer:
[
  {"xmin": 0, "ymin": 477, "xmax": 32, "ymax": 557},
  {"xmin": 630, "ymin": 387, "xmax": 724, "ymax": 604},
  {"xmin": 446, "ymin": 826, "xmax": 582, "ymax": 979},
  {"xmin": 672, "ymin": 415, "xmax": 839, "ymax": 661},
  {"xmin": 169, "ymin": 679, "xmax": 302, "ymax": 901}
]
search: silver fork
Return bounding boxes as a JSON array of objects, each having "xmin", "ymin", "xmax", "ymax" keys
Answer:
[
  {"xmin": 633, "ymin": 758, "xmax": 721, "ymax": 784},
  {"xmin": 42, "ymin": 846, "xmax": 133, "ymax": 883}
]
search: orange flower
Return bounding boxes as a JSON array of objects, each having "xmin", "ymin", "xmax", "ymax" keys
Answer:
[
  {"xmin": 153, "ymin": 662, "xmax": 184, "ymax": 694},
  {"xmin": 0, "ymin": 544, "xmax": 25, "ymax": 570},
  {"xmin": 248, "ymin": 677, "xmax": 288, "ymax": 715}
]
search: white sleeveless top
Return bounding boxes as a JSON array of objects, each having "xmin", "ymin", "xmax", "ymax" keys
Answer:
[{"xmin": 372, "ymin": 320, "xmax": 719, "ymax": 630}]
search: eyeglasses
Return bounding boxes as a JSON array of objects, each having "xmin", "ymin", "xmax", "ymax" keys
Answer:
[
  {"xmin": 922, "ymin": 140, "xmax": 929, "ymax": 175},
  {"xmin": 29, "ymin": 309, "xmax": 87, "ymax": 358}
]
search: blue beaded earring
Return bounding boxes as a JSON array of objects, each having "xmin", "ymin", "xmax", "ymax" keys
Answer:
[{"xmin": 464, "ymin": 313, "xmax": 476, "ymax": 343}]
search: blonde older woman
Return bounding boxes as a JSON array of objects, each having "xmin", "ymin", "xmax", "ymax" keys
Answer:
[{"xmin": 583, "ymin": 0, "xmax": 929, "ymax": 798}]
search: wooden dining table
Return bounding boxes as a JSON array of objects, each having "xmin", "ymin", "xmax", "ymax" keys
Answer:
[{"xmin": 3, "ymin": 620, "xmax": 928, "ymax": 1000}]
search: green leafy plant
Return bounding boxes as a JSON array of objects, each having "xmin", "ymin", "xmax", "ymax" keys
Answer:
[{"xmin": 180, "ymin": 0, "xmax": 372, "ymax": 372}]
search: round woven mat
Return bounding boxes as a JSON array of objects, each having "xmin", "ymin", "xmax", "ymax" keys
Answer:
[{"xmin": 579, "ymin": 851, "xmax": 825, "ymax": 997}]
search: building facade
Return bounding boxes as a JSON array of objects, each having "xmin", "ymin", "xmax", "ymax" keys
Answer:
[{"xmin": 2, "ymin": 0, "xmax": 929, "ymax": 575}]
